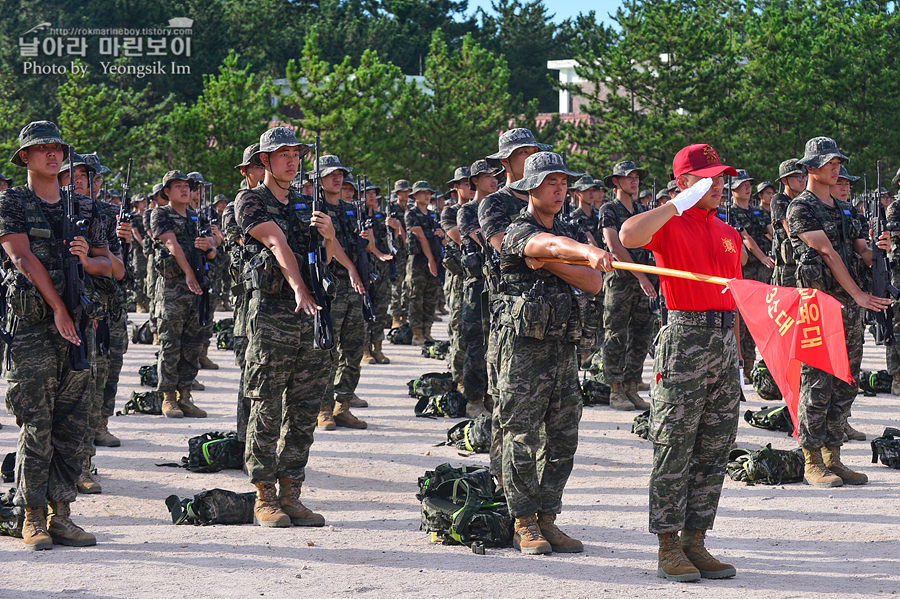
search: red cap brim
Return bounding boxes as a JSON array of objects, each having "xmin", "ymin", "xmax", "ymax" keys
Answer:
[{"xmin": 685, "ymin": 164, "xmax": 738, "ymax": 178}]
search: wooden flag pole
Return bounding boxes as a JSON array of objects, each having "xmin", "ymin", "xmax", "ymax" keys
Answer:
[{"xmin": 536, "ymin": 259, "xmax": 733, "ymax": 287}]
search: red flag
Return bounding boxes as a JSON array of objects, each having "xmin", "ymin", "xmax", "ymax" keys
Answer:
[{"xmin": 727, "ymin": 279, "xmax": 853, "ymax": 437}]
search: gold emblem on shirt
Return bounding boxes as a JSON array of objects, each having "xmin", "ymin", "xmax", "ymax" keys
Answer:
[{"xmin": 722, "ymin": 238, "xmax": 737, "ymax": 253}]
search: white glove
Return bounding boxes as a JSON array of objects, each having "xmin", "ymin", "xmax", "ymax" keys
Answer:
[{"xmin": 670, "ymin": 178, "xmax": 713, "ymax": 215}]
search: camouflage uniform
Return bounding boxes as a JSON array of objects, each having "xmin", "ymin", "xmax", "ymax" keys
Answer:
[
  {"xmin": 498, "ymin": 211, "xmax": 582, "ymax": 517},
  {"xmin": 151, "ymin": 204, "xmax": 206, "ymax": 393},
  {"xmin": 363, "ymin": 205, "xmax": 391, "ymax": 346},
  {"xmin": 458, "ymin": 200, "xmax": 487, "ymax": 405},
  {"xmin": 599, "ymin": 199, "xmax": 654, "ymax": 385},
  {"xmin": 405, "ymin": 205, "xmax": 441, "ymax": 330},
  {"xmin": 441, "ymin": 202, "xmax": 465, "ymax": 380},
  {"xmin": 770, "ymin": 191, "xmax": 797, "ymax": 287},
  {"xmin": 886, "ymin": 200, "xmax": 900, "ymax": 377},
  {"xmin": 223, "ymin": 200, "xmax": 252, "ymax": 440},
  {"xmin": 387, "ymin": 198, "xmax": 409, "ymax": 322},
  {"xmin": 143, "ymin": 206, "xmax": 160, "ymax": 335},
  {"xmin": 787, "ymin": 190, "xmax": 865, "ymax": 449},
  {"xmin": 130, "ymin": 209, "xmax": 150, "ymax": 307},
  {"xmin": 566, "ymin": 205, "xmax": 606, "ymax": 361},
  {"xmin": 236, "ymin": 184, "xmax": 331, "ymax": 483},
  {"xmin": 0, "ymin": 185, "xmax": 106, "ymax": 507}
]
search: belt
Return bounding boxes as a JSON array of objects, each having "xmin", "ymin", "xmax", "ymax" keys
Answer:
[{"xmin": 667, "ymin": 309, "xmax": 735, "ymax": 329}]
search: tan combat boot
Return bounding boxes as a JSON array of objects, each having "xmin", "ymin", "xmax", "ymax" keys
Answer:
[
  {"xmin": 199, "ymin": 345, "xmax": 219, "ymax": 370},
  {"xmin": 657, "ymin": 532, "xmax": 701, "ymax": 581},
  {"xmin": 802, "ymin": 448, "xmax": 843, "ymax": 488},
  {"xmin": 893, "ymin": 373, "xmax": 900, "ymax": 396},
  {"xmin": 537, "ymin": 513, "xmax": 583, "ymax": 553},
  {"xmin": 681, "ymin": 529, "xmax": 736, "ymax": 579},
  {"xmin": 317, "ymin": 404, "xmax": 336, "ymax": 430},
  {"xmin": 22, "ymin": 507, "xmax": 53, "ymax": 551},
  {"xmin": 822, "ymin": 445, "xmax": 868, "ymax": 485},
  {"xmin": 842, "ymin": 413, "xmax": 866, "ymax": 442},
  {"xmin": 177, "ymin": 388, "xmax": 207, "ymax": 418},
  {"xmin": 278, "ymin": 478, "xmax": 325, "ymax": 527},
  {"xmin": 76, "ymin": 454, "xmax": 101, "ymax": 494},
  {"xmin": 609, "ymin": 382, "xmax": 635, "ymax": 411},
  {"xmin": 465, "ymin": 399, "xmax": 490, "ymax": 419},
  {"xmin": 362, "ymin": 342, "xmax": 376, "ymax": 364},
  {"xmin": 191, "ymin": 379, "xmax": 205, "ymax": 391},
  {"xmin": 333, "ymin": 398, "xmax": 367, "ymax": 429},
  {"xmin": 349, "ymin": 393, "xmax": 368, "ymax": 408},
  {"xmin": 135, "ymin": 302, "xmax": 147, "ymax": 313},
  {"xmin": 371, "ymin": 340, "xmax": 391, "ymax": 364},
  {"xmin": 94, "ymin": 416, "xmax": 121, "ymax": 447},
  {"xmin": 47, "ymin": 501, "xmax": 96, "ymax": 547},
  {"xmin": 513, "ymin": 514, "xmax": 552, "ymax": 555},
  {"xmin": 637, "ymin": 380, "xmax": 651, "ymax": 391},
  {"xmin": 423, "ymin": 325, "xmax": 435, "ymax": 342},
  {"xmin": 162, "ymin": 391, "xmax": 183, "ymax": 418},
  {"xmin": 411, "ymin": 328, "xmax": 426, "ymax": 346},
  {"xmin": 253, "ymin": 482, "xmax": 291, "ymax": 527},
  {"xmin": 625, "ymin": 381, "xmax": 651, "ymax": 410}
]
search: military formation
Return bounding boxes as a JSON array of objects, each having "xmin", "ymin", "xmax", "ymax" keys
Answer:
[{"xmin": 2, "ymin": 119, "xmax": 899, "ymax": 583}]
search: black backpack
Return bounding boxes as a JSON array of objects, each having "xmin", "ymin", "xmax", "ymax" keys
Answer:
[
  {"xmin": 751, "ymin": 360, "xmax": 782, "ymax": 402},
  {"xmin": 139, "ymin": 364, "xmax": 158, "ymax": 388},
  {"xmin": 443, "ymin": 414, "xmax": 491, "ymax": 453},
  {"xmin": 415, "ymin": 391, "xmax": 466, "ymax": 418},
  {"xmin": 871, "ymin": 427, "xmax": 900, "ymax": 469},
  {"xmin": 387, "ymin": 323, "xmax": 413, "ymax": 345},
  {"xmin": 581, "ymin": 378, "xmax": 610, "ymax": 407},
  {"xmin": 166, "ymin": 488, "xmax": 255, "ymax": 525},
  {"xmin": 631, "ymin": 409, "xmax": 651, "ymax": 439},
  {"xmin": 859, "ymin": 370, "xmax": 893, "ymax": 396},
  {"xmin": 407, "ymin": 372, "xmax": 456, "ymax": 398},
  {"xmin": 116, "ymin": 391, "xmax": 163, "ymax": 416},
  {"xmin": 0, "ymin": 488, "xmax": 27, "ymax": 538},
  {"xmin": 215, "ymin": 318, "xmax": 235, "ymax": 350},
  {"xmin": 131, "ymin": 321, "xmax": 153, "ymax": 344},
  {"xmin": 421, "ymin": 340, "xmax": 451, "ymax": 360},
  {"xmin": 726, "ymin": 444, "xmax": 805, "ymax": 485},
  {"xmin": 743, "ymin": 405, "xmax": 794, "ymax": 434},
  {"xmin": 1, "ymin": 453, "xmax": 14, "ymax": 483},
  {"xmin": 417, "ymin": 463, "xmax": 512, "ymax": 548},
  {"xmin": 158, "ymin": 432, "xmax": 245, "ymax": 473}
]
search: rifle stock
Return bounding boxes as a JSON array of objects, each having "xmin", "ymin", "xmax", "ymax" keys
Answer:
[
  {"xmin": 869, "ymin": 160, "xmax": 899, "ymax": 345},
  {"xmin": 63, "ymin": 145, "xmax": 92, "ymax": 370},
  {"xmin": 309, "ymin": 135, "xmax": 335, "ymax": 350}
]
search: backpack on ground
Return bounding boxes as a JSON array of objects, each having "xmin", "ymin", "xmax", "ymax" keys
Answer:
[
  {"xmin": 415, "ymin": 391, "xmax": 466, "ymax": 418},
  {"xmin": 417, "ymin": 463, "xmax": 512, "ymax": 548},
  {"xmin": 116, "ymin": 390, "xmax": 163, "ymax": 416},
  {"xmin": 859, "ymin": 370, "xmax": 893, "ymax": 396},
  {"xmin": 751, "ymin": 360, "xmax": 782, "ymax": 402},
  {"xmin": 158, "ymin": 432, "xmax": 244, "ymax": 473},
  {"xmin": 421, "ymin": 340, "xmax": 451, "ymax": 360},
  {"xmin": 387, "ymin": 323, "xmax": 412, "ymax": 345},
  {"xmin": 0, "ymin": 488, "xmax": 27, "ymax": 538},
  {"xmin": 139, "ymin": 364, "xmax": 158, "ymax": 388},
  {"xmin": 1, "ymin": 453, "xmax": 14, "ymax": 483},
  {"xmin": 726, "ymin": 444, "xmax": 805, "ymax": 485},
  {"xmin": 581, "ymin": 378, "xmax": 610, "ymax": 407},
  {"xmin": 131, "ymin": 321, "xmax": 153, "ymax": 344},
  {"xmin": 443, "ymin": 414, "xmax": 491, "ymax": 453},
  {"xmin": 871, "ymin": 427, "xmax": 900, "ymax": 469},
  {"xmin": 631, "ymin": 409, "xmax": 651, "ymax": 440},
  {"xmin": 743, "ymin": 405, "xmax": 793, "ymax": 434},
  {"xmin": 165, "ymin": 488, "xmax": 255, "ymax": 525},
  {"xmin": 215, "ymin": 318, "xmax": 235, "ymax": 351},
  {"xmin": 407, "ymin": 372, "xmax": 456, "ymax": 398}
]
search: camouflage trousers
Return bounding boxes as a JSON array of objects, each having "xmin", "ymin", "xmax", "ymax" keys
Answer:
[
  {"xmin": 649, "ymin": 322, "xmax": 739, "ymax": 534},
  {"xmin": 460, "ymin": 277, "xmax": 487, "ymax": 404},
  {"xmin": 486, "ymin": 297, "xmax": 503, "ymax": 479},
  {"xmin": 324, "ymin": 275, "xmax": 364, "ymax": 408},
  {"xmin": 102, "ymin": 308, "xmax": 128, "ymax": 418},
  {"xmin": 738, "ymin": 261, "xmax": 773, "ymax": 366},
  {"xmin": 83, "ymin": 325, "xmax": 109, "ymax": 458},
  {"xmin": 233, "ymin": 288, "xmax": 251, "ymax": 441},
  {"xmin": 4, "ymin": 319, "xmax": 92, "ymax": 507},
  {"xmin": 131, "ymin": 246, "xmax": 149, "ymax": 306},
  {"xmin": 602, "ymin": 277, "xmax": 654, "ymax": 384},
  {"xmin": 773, "ymin": 264, "xmax": 797, "ymax": 289},
  {"xmin": 365, "ymin": 262, "xmax": 392, "ymax": 344},
  {"xmin": 798, "ymin": 299, "xmax": 863, "ymax": 449},
  {"xmin": 155, "ymin": 278, "xmax": 204, "ymax": 392},
  {"xmin": 146, "ymin": 251, "xmax": 159, "ymax": 334},
  {"xmin": 446, "ymin": 271, "xmax": 465, "ymax": 381},
  {"xmin": 497, "ymin": 327, "xmax": 581, "ymax": 517},
  {"xmin": 885, "ymin": 298, "xmax": 900, "ymax": 376},
  {"xmin": 407, "ymin": 254, "xmax": 439, "ymax": 329},
  {"xmin": 389, "ymin": 250, "xmax": 408, "ymax": 319},
  {"xmin": 243, "ymin": 295, "xmax": 331, "ymax": 484}
]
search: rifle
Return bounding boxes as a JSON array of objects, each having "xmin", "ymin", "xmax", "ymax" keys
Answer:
[
  {"xmin": 869, "ymin": 160, "xmax": 900, "ymax": 346},
  {"xmin": 651, "ymin": 177, "xmax": 658, "ymax": 210},
  {"xmin": 309, "ymin": 135, "xmax": 335, "ymax": 350},
  {"xmin": 385, "ymin": 177, "xmax": 399, "ymax": 282},
  {"xmin": 193, "ymin": 179, "xmax": 211, "ymax": 327},
  {"xmin": 118, "ymin": 158, "xmax": 134, "ymax": 254},
  {"xmin": 430, "ymin": 225, "xmax": 445, "ymax": 286},
  {"xmin": 475, "ymin": 230, "xmax": 503, "ymax": 294},
  {"xmin": 62, "ymin": 145, "xmax": 93, "ymax": 371},
  {"xmin": 355, "ymin": 175, "xmax": 378, "ymax": 323}
]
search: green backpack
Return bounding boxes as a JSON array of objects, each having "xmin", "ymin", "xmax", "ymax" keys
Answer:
[
  {"xmin": 581, "ymin": 378, "xmax": 610, "ymax": 407},
  {"xmin": 415, "ymin": 391, "xmax": 466, "ymax": 418},
  {"xmin": 166, "ymin": 488, "xmax": 255, "ymax": 525},
  {"xmin": 417, "ymin": 463, "xmax": 512, "ymax": 548},
  {"xmin": 443, "ymin": 414, "xmax": 491, "ymax": 453},
  {"xmin": 726, "ymin": 444, "xmax": 805, "ymax": 485},
  {"xmin": 139, "ymin": 364, "xmax": 158, "ymax": 388},
  {"xmin": 631, "ymin": 409, "xmax": 651, "ymax": 439},
  {"xmin": 158, "ymin": 432, "xmax": 245, "ymax": 473},
  {"xmin": 421, "ymin": 340, "xmax": 451, "ymax": 360},
  {"xmin": 743, "ymin": 405, "xmax": 794, "ymax": 434},
  {"xmin": 215, "ymin": 318, "xmax": 235, "ymax": 350},
  {"xmin": 871, "ymin": 427, "xmax": 900, "ymax": 469},
  {"xmin": 859, "ymin": 370, "xmax": 892, "ymax": 396},
  {"xmin": 751, "ymin": 360, "xmax": 782, "ymax": 402},
  {"xmin": 387, "ymin": 323, "xmax": 413, "ymax": 345},
  {"xmin": 407, "ymin": 372, "xmax": 456, "ymax": 398},
  {"xmin": 116, "ymin": 390, "xmax": 163, "ymax": 416},
  {"xmin": 0, "ymin": 488, "xmax": 27, "ymax": 538}
]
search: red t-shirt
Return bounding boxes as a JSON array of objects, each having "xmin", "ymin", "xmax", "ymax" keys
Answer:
[{"xmin": 643, "ymin": 206, "xmax": 743, "ymax": 312}]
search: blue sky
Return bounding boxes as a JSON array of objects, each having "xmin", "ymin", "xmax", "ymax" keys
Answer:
[{"xmin": 465, "ymin": 0, "xmax": 622, "ymax": 25}]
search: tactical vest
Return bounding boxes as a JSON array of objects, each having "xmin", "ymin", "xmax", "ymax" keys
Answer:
[
  {"xmin": 323, "ymin": 199, "xmax": 358, "ymax": 277},
  {"xmin": 791, "ymin": 193, "xmax": 860, "ymax": 293},
  {"xmin": 154, "ymin": 205, "xmax": 200, "ymax": 282},
  {"xmin": 602, "ymin": 199, "xmax": 651, "ymax": 278}
]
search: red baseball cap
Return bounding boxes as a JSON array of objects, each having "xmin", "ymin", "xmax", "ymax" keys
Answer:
[{"xmin": 672, "ymin": 144, "xmax": 738, "ymax": 178}]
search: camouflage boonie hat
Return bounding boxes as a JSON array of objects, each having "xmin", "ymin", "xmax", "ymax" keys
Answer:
[
  {"xmin": 187, "ymin": 171, "xmax": 209, "ymax": 186},
  {"xmin": 656, "ymin": 189, "xmax": 670, "ymax": 201},
  {"xmin": 639, "ymin": 189, "xmax": 652, "ymax": 200},
  {"xmin": 213, "ymin": 193, "xmax": 229, "ymax": 204},
  {"xmin": 468, "ymin": 159, "xmax": 502, "ymax": 185},
  {"xmin": 411, "ymin": 180, "xmax": 434, "ymax": 195},
  {"xmin": 10, "ymin": 121, "xmax": 68, "ymax": 167},
  {"xmin": 666, "ymin": 179, "xmax": 678, "ymax": 192},
  {"xmin": 342, "ymin": 173, "xmax": 358, "ymax": 192},
  {"xmin": 486, "ymin": 128, "xmax": 551, "ymax": 168},
  {"xmin": 363, "ymin": 181, "xmax": 381, "ymax": 194},
  {"xmin": 836, "ymin": 164, "xmax": 859, "ymax": 183},
  {"xmin": 446, "ymin": 166, "xmax": 471, "ymax": 186},
  {"xmin": 393, "ymin": 179, "xmax": 411, "ymax": 192},
  {"xmin": 133, "ymin": 192, "xmax": 149, "ymax": 204},
  {"xmin": 603, "ymin": 160, "xmax": 648, "ymax": 189},
  {"xmin": 258, "ymin": 127, "xmax": 313, "ymax": 157},
  {"xmin": 58, "ymin": 152, "xmax": 96, "ymax": 176},
  {"xmin": 161, "ymin": 170, "xmax": 196, "ymax": 190},
  {"xmin": 728, "ymin": 169, "xmax": 756, "ymax": 190},
  {"xmin": 778, "ymin": 158, "xmax": 806, "ymax": 180},
  {"xmin": 106, "ymin": 188, "xmax": 121, "ymax": 199},
  {"xmin": 151, "ymin": 183, "xmax": 164, "ymax": 197},
  {"xmin": 571, "ymin": 174, "xmax": 605, "ymax": 192},
  {"xmin": 234, "ymin": 143, "xmax": 262, "ymax": 169},
  {"xmin": 0, "ymin": 173, "xmax": 12, "ymax": 184},
  {"xmin": 797, "ymin": 137, "xmax": 848, "ymax": 169},
  {"xmin": 317, "ymin": 155, "xmax": 351, "ymax": 178},
  {"xmin": 82, "ymin": 152, "xmax": 110, "ymax": 175},
  {"xmin": 892, "ymin": 166, "xmax": 900, "ymax": 189},
  {"xmin": 755, "ymin": 181, "xmax": 776, "ymax": 196},
  {"xmin": 509, "ymin": 152, "xmax": 582, "ymax": 192}
]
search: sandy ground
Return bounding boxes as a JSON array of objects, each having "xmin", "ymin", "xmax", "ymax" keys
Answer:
[{"xmin": 1, "ymin": 310, "xmax": 898, "ymax": 599}]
